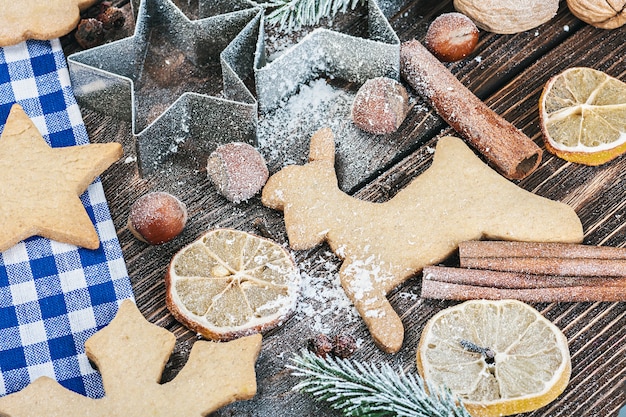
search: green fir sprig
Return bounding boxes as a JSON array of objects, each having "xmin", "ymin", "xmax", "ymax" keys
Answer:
[
  {"xmin": 288, "ymin": 350, "xmax": 472, "ymax": 417},
  {"xmin": 260, "ymin": 0, "xmax": 364, "ymax": 29}
]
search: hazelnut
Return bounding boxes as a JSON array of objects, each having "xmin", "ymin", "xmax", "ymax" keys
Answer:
[
  {"xmin": 128, "ymin": 192, "xmax": 188, "ymax": 245},
  {"xmin": 351, "ymin": 77, "xmax": 410, "ymax": 135},
  {"xmin": 207, "ymin": 142, "xmax": 269, "ymax": 204},
  {"xmin": 425, "ymin": 12, "xmax": 479, "ymax": 62}
]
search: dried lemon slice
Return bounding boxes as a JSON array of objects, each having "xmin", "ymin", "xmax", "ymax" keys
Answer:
[
  {"xmin": 417, "ymin": 299, "xmax": 570, "ymax": 417},
  {"xmin": 539, "ymin": 67, "xmax": 626, "ymax": 165},
  {"xmin": 166, "ymin": 228, "xmax": 300, "ymax": 341}
]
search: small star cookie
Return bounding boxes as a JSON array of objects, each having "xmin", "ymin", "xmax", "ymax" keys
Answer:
[
  {"xmin": 0, "ymin": 104, "xmax": 123, "ymax": 251},
  {"xmin": 0, "ymin": 300, "xmax": 262, "ymax": 416},
  {"xmin": 0, "ymin": 0, "xmax": 98, "ymax": 47}
]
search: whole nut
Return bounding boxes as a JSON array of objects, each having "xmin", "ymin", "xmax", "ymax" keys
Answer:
[
  {"xmin": 128, "ymin": 192, "xmax": 188, "ymax": 245},
  {"xmin": 567, "ymin": 0, "xmax": 626, "ymax": 29},
  {"xmin": 425, "ymin": 12, "xmax": 479, "ymax": 62},
  {"xmin": 207, "ymin": 142, "xmax": 269, "ymax": 204},
  {"xmin": 351, "ymin": 77, "xmax": 410, "ymax": 135},
  {"xmin": 453, "ymin": 0, "xmax": 559, "ymax": 34}
]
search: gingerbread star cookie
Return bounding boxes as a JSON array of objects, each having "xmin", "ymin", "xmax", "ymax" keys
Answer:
[
  {"xmin": 0, "ymin": 104, "xmax": 122, "ymax": 251},
  {"xmin": 0, "ymin": 0, "xmax": 98, "ymax": 47},
  {"xmin": 262, "ymin": 128, "xmax": 583, "ymax": 353},
  {"xmin": 0, "ymin": 300, "xmax": 262, "ymax": 416}
]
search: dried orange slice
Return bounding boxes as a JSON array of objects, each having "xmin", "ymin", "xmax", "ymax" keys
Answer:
[
  {"xmin": 166, "ymin": 228, "xmax": 300, "ymax": 341},
  {"xmin": 539, "ymin": 67, "xmax": 626, "ymax": 165},
  {"xmin": 417, "ymin": 299, "xmax": 571, "ymax": 417}
]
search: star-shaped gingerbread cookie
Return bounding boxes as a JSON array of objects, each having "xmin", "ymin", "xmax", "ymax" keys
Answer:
[
  {"xmin": 0, "ymin": 104, "xmax": 123, "ymax": 251},
  {"xmin": 0, "ymin": 0, "xmax": 98, "ymax": 47},
  {"xmin": 0, "ymin": 300, "xmax": 262, "ymax": 416}
]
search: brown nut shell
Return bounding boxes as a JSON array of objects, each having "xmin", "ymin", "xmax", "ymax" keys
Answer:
[
  {"xmin": 128, "ymin": 192, "xmax": 187, "ymax": 245},
  {"xmin": 453, "ymin": 0, "xmax": 559, "ymax": 34},
  {"xmin": 351, "ymin": 77, "xmax": 410, "ymax": 135},
  {"xmin": 567, "ymin": 0, "xmax": 626, "ymax": 29},
  {"xmin": 425, "ymin": 12, "xmax": 479, "ymax": 62},
  {"xmin": 207, "ymin": 142, "xmax": 269, "ymax": 204}
]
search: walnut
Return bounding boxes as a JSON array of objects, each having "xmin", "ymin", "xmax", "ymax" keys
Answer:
[
  {"xmin": 453, "ymin": 0, "xmax": 559, "ymax": 34},
  {"xmin": 567, "ymin": 0, "xmax": 626, "ymax": 29}
]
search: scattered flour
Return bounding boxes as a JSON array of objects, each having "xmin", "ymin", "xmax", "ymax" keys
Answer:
[
  {"xmin": 257, "ymin": 78, "xmax": 359, "ymax": 170},
  {"xmin": 256, "ymin": 74, "xmax": 432, "ymax": 192},
  {"xmin": 294, "ymin": 250, "xmax": 359, "ymax": 334}
]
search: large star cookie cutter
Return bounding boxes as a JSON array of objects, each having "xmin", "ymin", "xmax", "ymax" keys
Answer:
[
  {"xmin": 67, "ymin": 0, "xmax": 262, "ymax": 176},
  {"xmin": 129, "ymin": 0, "xmax": 259, "ymax": 20},
  {"xmin": 68, "ymin": 0, "xmax": 400, "ymax": 175},
  {"xmin": 253, "ymin": 0, "xmax": 401, "ymax": 113}
]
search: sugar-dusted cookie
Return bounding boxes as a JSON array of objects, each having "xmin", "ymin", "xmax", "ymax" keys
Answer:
[
  {"xmin": 0, "ymin": 0, "xmax": 98, "ymax": 47},
  {"xmin": 0, "ymin": 300, "xmax": 262, "ymax": 416},
  {"xmin": 0, "ymin": 104, "xmax": 122, "ymax": 251},
  {"xmin": 262, "ymin": 128, "xmax": 583, "ymax": 353}
]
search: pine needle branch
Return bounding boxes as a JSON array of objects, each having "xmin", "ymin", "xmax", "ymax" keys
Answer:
[
  {"xmin": 258, "ymin": 0, "xmax": 364, "ymax": 30},
  {"xmin": 288, "ymin": 350, "xmax": 473, "ymax": 417}
]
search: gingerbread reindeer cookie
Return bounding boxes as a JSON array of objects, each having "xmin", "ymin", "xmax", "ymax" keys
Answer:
[{"xmin": 262, "ymin": 128, "xmax": 583, "ymax": 353}]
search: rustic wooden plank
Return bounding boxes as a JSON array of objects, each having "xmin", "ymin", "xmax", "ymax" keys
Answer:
[
  {"xmin": 65, "ymin": 0, "xmax": 626, "ymax": 416},
  {"xmin": 346, "ymin": 11, "xmax": 626, "ymax": 417}
]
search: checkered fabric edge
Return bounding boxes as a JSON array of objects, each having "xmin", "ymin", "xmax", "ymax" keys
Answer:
[{"xmin": 0, "ymin": 39, "xmax": 134, "ymax": 399}]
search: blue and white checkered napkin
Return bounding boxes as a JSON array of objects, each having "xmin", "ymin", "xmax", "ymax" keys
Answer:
[{"xmin": 0, "ymin": 39, "xmax": 134, "ymax": 399}]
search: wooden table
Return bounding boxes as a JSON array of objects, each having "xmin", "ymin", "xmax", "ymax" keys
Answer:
[{"xmin": 64, "ymin": 0, "xmax": 626, "ymax": 415}]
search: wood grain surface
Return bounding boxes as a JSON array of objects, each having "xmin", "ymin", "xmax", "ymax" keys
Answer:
[{"xmin": 63, "ymin": 0, "xmax": 625, "ymax": 416}]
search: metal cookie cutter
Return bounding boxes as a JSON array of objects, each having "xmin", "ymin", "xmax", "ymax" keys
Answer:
[
  {"xmin": 67, "ymin": 0, "xmax": 262, "ymax": 176},
  {"xmin": 130, "ymin": 0, "xmax": 260, "ymax": 19},
  {"xmin": 253, "ymin": 0, "xmax": 401, "ymax": 113}
]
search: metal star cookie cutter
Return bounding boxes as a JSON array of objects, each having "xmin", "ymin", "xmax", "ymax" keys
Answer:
[
  {"xmin": 253, "ymin": 0, "xmax": 401, "ymax": 113},
  {"xmin": 375, "ymin": 0, "xmax": 406, "ymax": 18},
  {"xmin": 67, "ymin": 0, "xmax": 262, "ymax": 176},
  {"xmin": 130, "ymin": 0, "xmax": 259, "ymax": 20}
]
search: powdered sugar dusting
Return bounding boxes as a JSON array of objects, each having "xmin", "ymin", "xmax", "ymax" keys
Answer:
[
  {"xmin": 257, "ymin": 77, "xmax": 396, "ymax": 192},
  {"xmin": 294, "ymin": 250, "xmax": 359, "ymax": 333},
  {"xmin": 258, "ymin": 78, "xmax": 353, "ymax": 168}
]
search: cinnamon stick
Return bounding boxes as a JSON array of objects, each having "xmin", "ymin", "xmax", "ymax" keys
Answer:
[
  {"xmin": 400, "ymin": 40, "xmax": 542, "ymax": 180},
  {"xmin": 459, "ymin": 241, "xmax": 626, "ymax": 277},
  {"xmin": 421, "ymin": 266, "xmax": 626, "ymax": 302}
]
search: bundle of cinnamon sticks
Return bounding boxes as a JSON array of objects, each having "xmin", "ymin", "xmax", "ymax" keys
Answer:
[{"xmin": 421, "ymin": 241, "xmax": 626, "ymax": 302}]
